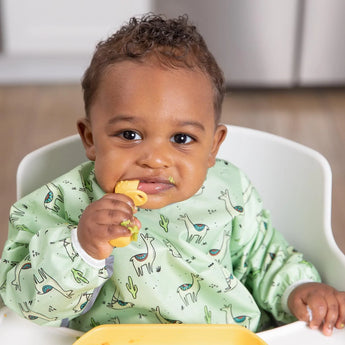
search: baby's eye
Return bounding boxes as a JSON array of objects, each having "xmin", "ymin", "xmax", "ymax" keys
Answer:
[
  {"xmin": 120, "ymin": 130, "xmax": 142, "ymax": 141},
  {"xmin": 171, "ymin": 133, "xmax": 194, "ymax": 144}
]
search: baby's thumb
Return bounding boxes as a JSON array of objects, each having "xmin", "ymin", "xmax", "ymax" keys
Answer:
[{"xmin": 133, "ymin": 217, "xmax": 141, "ymax": 230}]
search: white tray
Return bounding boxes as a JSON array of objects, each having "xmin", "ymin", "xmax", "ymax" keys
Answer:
[
  {"xmin": 0, "ymin": 307, "xmax": 344, "ymax": 345},
  {"xmin": 0, "ymin": 307, "xmax": 82, "ymax": 345}
]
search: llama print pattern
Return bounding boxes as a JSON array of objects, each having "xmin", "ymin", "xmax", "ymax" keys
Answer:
[
  {"xmin": 221, "ymin": 304, "xmax": 251, "ymax": 329},
  {"xmin": 11, "ymin": 257, "xmax": 31, "ymax": 291},
  {"xmin": 163, "ymin": 239, "xmax": 182, "ymax": 258},
  {"xmin": 221, "ymin": 267, "xmax": 238, "ymax": 292},
  {"xmin": 19, "ymin": 302, "xmax": 58, "ymax": 322},
  {"xmin": 179, "ymin": 214, "xmax": 209, "ymax": 244},
  {"xmin": 177, "ymin": 273, "xmax": 203, "ymax": 306},
  {"xmin": 130, "ymin": 233, "xmax": 156, "ymax": 277},
  {"xmin": 44, "ymin": 183, "xmax": 63, "ymax": 213},
  {"xmin": 152, "ymin": 306, "xmax": 182, "ymax": 324},
  {"xmin": 50, "ymin": 237, "xmax": 79, "ymax": 262},
  {"xmin": 208, "ymin": 231, "xmax": 230, "ymax": 263},
  {"xmin": 34, "ymin": 268, "xmax": 73, "ymax": 298},
  {"xmin": 107, "ymin": 289, "xmax": 134, "ymax": 310},
  {"xmin": 73, "ymin": 293, "xmax": 92, "ymax": 312},
  {"xmin": 218, "ymin": 190, "xmax": 244, "ymax": 218}
]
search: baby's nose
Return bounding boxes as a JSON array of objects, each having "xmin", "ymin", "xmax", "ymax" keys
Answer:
[{"xmin": 137, "ymin": 142, "xmax": 172, "ymax": 169}]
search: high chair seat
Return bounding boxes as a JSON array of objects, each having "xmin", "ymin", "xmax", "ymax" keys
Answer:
[{"xmin": 8, "ymin": 124, "xmax": 345, "ymax": 344}]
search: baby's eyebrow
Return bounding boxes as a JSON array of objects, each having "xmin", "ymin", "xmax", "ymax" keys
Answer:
[
  {"xmin": 107, "ymin": 115, "xmax": 137, "ymax": 125},
  {"xmin": 176, "ymin": 120, "xmax": 205, "ymax": 132},
  {"xmin": 107, "ymin": 116, "xmax": 205, "ymax": 132}
]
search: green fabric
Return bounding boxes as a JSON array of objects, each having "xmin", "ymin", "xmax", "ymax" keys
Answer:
[{"xmin": 0, "ymin": 159, "xmax": 320, "ymax": 332}]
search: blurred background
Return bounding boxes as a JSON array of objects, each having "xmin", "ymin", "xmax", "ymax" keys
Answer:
[{"xmin": 0, "ymin": 0, "xmax": 344, "ymax": 253}]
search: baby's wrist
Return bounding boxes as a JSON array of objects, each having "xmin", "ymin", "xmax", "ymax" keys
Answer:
[
  {"xmin": 281, "ymin": 279, "xmax": 316, "ymax": 315},
  {"xmin": 71, "ymin": 227, "xmax": 106, "ymax": 268}
]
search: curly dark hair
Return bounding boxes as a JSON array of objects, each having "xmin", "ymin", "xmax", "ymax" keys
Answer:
[{"xmin": 82, "ymin": 14, "xmax": 224, "ymax": 122}]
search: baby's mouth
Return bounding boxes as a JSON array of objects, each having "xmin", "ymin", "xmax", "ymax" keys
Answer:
[{"xmin": 137, "ymin": 179, "xmax": 175, "ymax": 195}]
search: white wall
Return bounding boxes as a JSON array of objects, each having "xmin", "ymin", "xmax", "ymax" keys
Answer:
[
  {"xmin": 1, "ymin": 0, "xmax": 345, "ymax": 85},
  {"xmin": 0, "ymin": 0, "xmax": 152, "ymax": 83},
  {"xmin": 298, "ymin": 0, "xmax": 345, "ymax": 85},
  {"xmin": 2, "ymin": 0, "xmax": 151, "ymax": 55},
  {"xmin": 155, "ymin": 0, "xmax": 300, "ymax": 87}
]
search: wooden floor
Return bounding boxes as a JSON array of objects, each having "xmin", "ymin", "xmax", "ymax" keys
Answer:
[{"xmin": 0, "ymin": 85, "xmax": 344, "ymax": 254}]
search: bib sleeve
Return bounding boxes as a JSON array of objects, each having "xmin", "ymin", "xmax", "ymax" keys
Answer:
[
  {"xmin": 0, "ymin": 175, "xmax": 112, "ymax": 326},
  {"xmin": 230, "ymin": 172, "xmax": 321, "ymax": 323}
]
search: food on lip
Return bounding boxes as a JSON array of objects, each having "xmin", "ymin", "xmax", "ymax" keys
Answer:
[{"xmin": 114, "ymin": 180, "xmax": 147, "ymax": 206}]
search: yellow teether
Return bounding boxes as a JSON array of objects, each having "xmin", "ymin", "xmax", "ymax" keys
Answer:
[
  {"xmin": 109, "ymin": 236, "xmax": 131, "ymax": 248},
  {"xmin": 109, "ymin": 180, "xmax": 147, "ymax": 247},
  {"xmin": 109, "ymin": 218, "xmax": 140, "ymax": 248},
  {"xmin": 114, "ymin": 180, "xmax": 148, "ymax": 207},
  {"xmin": 109, "ymin": 220, "xmax": 139, "ymax": 247}
]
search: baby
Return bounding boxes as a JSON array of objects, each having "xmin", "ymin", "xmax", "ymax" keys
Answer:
[{"xmin": 0, "ymin": 14, "xmax": 344, "ymax": 336}]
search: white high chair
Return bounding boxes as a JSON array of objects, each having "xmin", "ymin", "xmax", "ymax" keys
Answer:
[{"xmin": 1, "ymin": 125, "xmax": 344, "ymax": 345}]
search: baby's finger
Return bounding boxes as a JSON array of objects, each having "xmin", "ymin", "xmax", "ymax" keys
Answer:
[
  {"xmin": 94, "ymin": 208, "xmax": 133, "ymax": 227},
  {"xmin": 133, "ymin": 217, "xmax": 142, "ymax": 230},
  {"xmin": 102, "ymin": 193, "xmax": 135, "ymax": 210},
  {"xmin": 106, "ymin": 223, "xmax": 132, "ymax": 239},
  {"xmin": 308, "ymin": 296, "xmax": 327, "ymax": 331},
  {"xmin": 335, "ymin": 292, "xmax": 345, "ymax": 329},
  {"xmin": 321, "ymin": 294, "xmax": 339, "ymax": 336}
]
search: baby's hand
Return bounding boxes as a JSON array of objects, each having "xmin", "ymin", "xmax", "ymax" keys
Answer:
[
  {"xmin": 288, "ymin": 282, "xmax": 345, "ymax": 336},
  {"xmin": 77, "ymin": 194, "xmax": 139, "ymax": 260}
]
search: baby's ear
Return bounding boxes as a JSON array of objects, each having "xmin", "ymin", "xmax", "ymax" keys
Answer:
[
  {"xmin": 208, "ymin": 124, "xmax": 227, "ymax": 167},
  {"xmin": 77, "ymin": 118, "xmax": 96, "ymax": 161}
]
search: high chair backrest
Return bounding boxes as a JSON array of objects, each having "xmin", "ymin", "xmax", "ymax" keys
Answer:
[
  {"xmin": 16, "ymin": 135, "xmax": 87, "ymax": 199},
  {"xmin": 16, "ymin": 125, "xmax": 345, "ymax": 290},
  {"xmin": 217, "ymin": 126, "xmax": 345, "ymax": 290}
]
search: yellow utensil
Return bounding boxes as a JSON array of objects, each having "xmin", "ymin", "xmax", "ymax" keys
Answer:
[
  {"xmin": 114, "ymin": 180, "xmax": 147, "ymax": 207},
  {"xmin": 109, "ymin": 180, "xmax": 148, "ymax": 247},
  {"xmin": 73, "ymin": 324, "xmax": 267, "ymax": 345}
]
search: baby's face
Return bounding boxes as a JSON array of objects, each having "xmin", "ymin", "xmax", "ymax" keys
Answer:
[{"xmin": 79, "ymin": 61, "xmax": 226, "ymax": 209}]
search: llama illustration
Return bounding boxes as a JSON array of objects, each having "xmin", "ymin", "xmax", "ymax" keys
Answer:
[
  {"xmin": 33, "ymin": 268, "xmax": 73, "ymax": 298},
  {"xmin": 208, "ymin": 231, "xmax": 230, "ymax": 263},
  {"xmin": 130, "ymin": 233, "xmax": 156, "ymax": 277},
  {"xmin": 62, "ymin": 237, "xmax": 78, "ymax": 261},
  {"xmin": 163, "ymin": 239, "xmax": 182, "ymax": 258},
  {"xmin": 50, "ymin": 237, "xmax": 78, "ymax": 262},
  {"xmin": 221, "ymin": 304, "xmax": 250, "ymax": 329},
  {"xmin": 107, "ymin": 289, "xmax": 134, "ymax": 310},
  {"xmin": 179, "ymin": 214, "xmax": 209, "ymax": 244},
  {"xmin": 9, "ymin": 205, "xmax": 25, "ymax": 224},
  {"xmin": 242, "ymin": 183, "xmax": 254, "ymax": 204},
  {"xmin": 177, "ymin": 273, "xmax": 203, "ymax": 306},
  {"xmin": 218, "ymin": 190, "xmax": 244, "ymax": 218},
  {"xmin": 152, "ymin": 306, "xmax": 182, "ymax": 324},
  {"xmin": 73, "ymin": 293, "xmax": 92, "ymax": 312},
  {"xmin": 19, "ymin": 302, "xmax": 58, "ymax": 322},
  {"xmin": 98, "ymin": 266, "xmax": 110, "ymax": 279},
  {"xmin": 44, "ymin": 183, "xmax": 63, "ymax": 213},
  {"xmin": 11, "ymin": 259, "xmax": 31, "ymax": 291},
  {"xmin": 256, "ymin": 212, "xmax": 269, "ymax": 234},
  {"xmin": 221, "ymin": 267, "xmax": 238, "ymax": 292},
  {"xmin": 80, "ymin": 170, "xmax": 93, "ymax": 193}
]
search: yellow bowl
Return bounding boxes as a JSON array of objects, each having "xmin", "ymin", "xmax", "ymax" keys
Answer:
[{"xmin": 73, "ymin": 324, "xmax": 267, "ymax": 345}]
